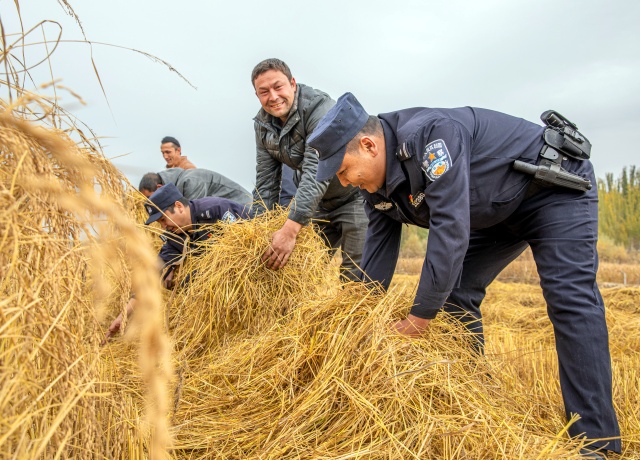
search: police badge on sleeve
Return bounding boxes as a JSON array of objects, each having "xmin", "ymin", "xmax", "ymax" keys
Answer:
[
  {"xmin": 222, "ymin": 210, "xmax": 237, "ymax": 222},
  {"xmin": 422, "ymin": 139, "xmax": 452, "ymax": 181}
]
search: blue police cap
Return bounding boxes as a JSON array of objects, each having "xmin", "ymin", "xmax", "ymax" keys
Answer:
[
  {"xmin": 307, "ymin": 92, "xmax": 369, "ymax": 182},
  {"xmin": 144, "ymin": 182, "xmax": 184, "ymax": 225}
]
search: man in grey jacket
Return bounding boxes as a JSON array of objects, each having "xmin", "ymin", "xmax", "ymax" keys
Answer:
[
  {"xmin": 251, "ymin": 58, "xmax": 367, "ymax": 281},
  {"xmin": 139, "ymin": 168, "xmax": 252, "ymax": 207}
]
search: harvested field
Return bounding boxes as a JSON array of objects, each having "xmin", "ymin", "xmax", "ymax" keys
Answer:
[
  {"xmin": 396, "ymin": 250, "xmax": 640, "ymax": 287},
  {"xmin": 2, "ymin": 101, "xmax": 640, "ymax": 459}
]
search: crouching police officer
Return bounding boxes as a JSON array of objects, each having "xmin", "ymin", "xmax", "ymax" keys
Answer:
[
  {"xmin": 102, "ymin": 183, "xmax": 248, "ymax": 343},
  {"xmin": 307, "ymin": 93, "xmax": 620, "ymax": 457}
]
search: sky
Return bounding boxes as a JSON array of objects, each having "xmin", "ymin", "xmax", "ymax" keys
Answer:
[{"xmin": 3, "ymin": 0, "xmax": 639, "ymax": 192}]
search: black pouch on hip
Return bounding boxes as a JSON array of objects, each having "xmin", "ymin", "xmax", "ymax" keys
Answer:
[{"xmin": 540, "ymin": 110, "xmax": 591, "ymax": 160}]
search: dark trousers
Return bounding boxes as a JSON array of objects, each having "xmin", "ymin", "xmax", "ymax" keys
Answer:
[
  {"xmin": 314, "ymin": 198, "xmax": 368, "ymax": 282},
  {"xmin": 444, "ymin": 162, "xmax": 621, "ymax": 453}
]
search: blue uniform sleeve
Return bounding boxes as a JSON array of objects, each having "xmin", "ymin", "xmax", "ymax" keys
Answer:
[
  {"xmin": 158, "ymin": 233, "xmax": 186, "ymax": 268},
  {"xmin": 279, "ymin": 164, "xmax": 297, "ymax": 206},
  {"xmin": 360, "ymin": 200, "xmax": 403, "ymax": 289},
  {"xmin": 410, "ymin": 119, "xmax": 472, "ymax": 319}
]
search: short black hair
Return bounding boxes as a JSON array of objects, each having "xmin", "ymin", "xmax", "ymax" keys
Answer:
[
  {"xmin": 345, "ymin": 116, "xmax": 383, "ymax": 153},
  {"xmin": 165, "ymin": 197, "xmax": 190, "ymax": 213},
  {"xmin": 161, "ymin": 136, "xmax": 180, "ymax": 148},
  {"xmin": 139, "ymin": 172, "xmax": 163, "ymax": 192},
  {"xmin": 251, "ymin": 58, "xmax": 293, "ymax": 87}
]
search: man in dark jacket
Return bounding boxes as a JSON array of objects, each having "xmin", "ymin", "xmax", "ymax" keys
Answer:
[
  {"xmin": 250, "ymin": 58, "xmax": 367, "ymax": 281},
  {"xmin": 139, "ymin": 167, "xmax": 252, "ymax": 206},
  {"xmin": 103, "ymin": 183, "xmax": 248, "ymax": 342},
  {"xmin": 307, "ymin": 92, "xmax": 621, "ymax": 457}
]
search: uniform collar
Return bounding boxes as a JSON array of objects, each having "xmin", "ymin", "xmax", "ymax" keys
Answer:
[
  {"xmin": 188, "ymin": 201, "xmax": 197, "ymax": 230},
  {"xmin": 380, "ymin": 118, "xmax": 408, "ymax": 197}
]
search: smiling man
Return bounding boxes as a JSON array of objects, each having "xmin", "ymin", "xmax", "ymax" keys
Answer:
[
  {"xmin": 250, "ymin": 58, "xmax": 367, "ymax": 281},
  {"xmin": 161, "ymin": 136, "xmax": 196, "ymax": 170},
  {"xmin": 307, "ymin": 92, "xmax": 621, "ymax": 458}
]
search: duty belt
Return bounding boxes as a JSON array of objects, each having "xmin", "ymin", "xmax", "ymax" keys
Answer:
[{"xmin": 513, "ymin": 110, "xmax": 592, "ymax": 192}]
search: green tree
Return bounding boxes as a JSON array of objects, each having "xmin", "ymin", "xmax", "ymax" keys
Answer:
[
  {"xmin": 598, "ymin": 166, "xmax": 640, "ymax": 250},
  {"xmin": 400, "ymin": 225, "xmax": 429, "ymax": 258}
]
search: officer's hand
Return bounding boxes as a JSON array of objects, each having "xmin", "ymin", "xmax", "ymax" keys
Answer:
[
  {"xmin": 262, "ymin": 219, "xmax": 302, "ymax": 270},
  {"xmin": 100, "ymin": 298, "xmax": 136, "ymax": 346},
  {"xmin": 101, "ymin": 313, "xmax": 123, "ymax": 346},
  {"xmin": 162, "ymin": 268, "xmax": 175, "ymax": 290},
  {"xmin": 392, "ymin": 314, "xmax": 431, "ymax": 337}
]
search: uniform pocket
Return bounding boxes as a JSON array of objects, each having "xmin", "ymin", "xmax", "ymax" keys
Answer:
[
  {"xmin": 492, "ymin": 179, "xmax": 529, "ymax": 209},
  {"xmin": 471, "ymin": 179, "xmax": 530, "ymax": 229}
]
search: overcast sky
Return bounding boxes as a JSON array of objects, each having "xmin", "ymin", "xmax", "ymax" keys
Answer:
[{"xmin": 4, "ymin": 1, "xmax": 639, "ymax": 191}]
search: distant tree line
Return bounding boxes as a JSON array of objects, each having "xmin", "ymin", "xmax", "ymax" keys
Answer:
[{"xmin": 598, "ymin": 165, "xmax": 640, "ymax": 250}]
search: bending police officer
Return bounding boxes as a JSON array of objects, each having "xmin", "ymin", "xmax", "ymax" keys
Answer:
[
  {"xmin": 307, "ymin": 92, "xmax": 621, "ymax": 457},
  {"xmin": 103, "ymin": 183, "xmax": 248, "ymax": 343}
]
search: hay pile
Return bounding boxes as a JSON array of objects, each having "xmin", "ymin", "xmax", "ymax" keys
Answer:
[
  {"xmin": 3, "ymin": 104, "xmax": 638, "ymax": 460},
  {"xmin": 0, "ymin": 99, "xmax": 171, "ymax": 458},
  {"xmin": 104, "ymin": 213, "xmax": 637, "ymax": 459},
  {"xmin": 483, "ymin": 282, "xmax": 640, "ymax": 459},
  {"xmin": 3, "ymin": 101, "xmax": 639, "ymax": 458}
]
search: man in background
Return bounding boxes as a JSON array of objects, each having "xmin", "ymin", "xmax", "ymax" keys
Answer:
[
  {"xmin": 139, "ymin": 167, "xmax": 252, "ymax": 206},
  {"xmin": 161, "ymin": 136, "xmax": 196, "ymax": 169}
]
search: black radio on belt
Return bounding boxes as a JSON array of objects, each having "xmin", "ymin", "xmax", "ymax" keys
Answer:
[
  {"xmin": 540, "ymin": 110, "xmax": 591, "ymax": 160},
  {"xmin": 513, "ymin": 110, "xmax": 592, "ymax": 192}
]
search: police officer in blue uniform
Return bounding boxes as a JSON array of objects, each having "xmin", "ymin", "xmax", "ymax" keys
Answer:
[
  {"xmin": 144, "ymin": 183, "xmax": 249, "ymax": 275},
  {"xmin": 307, "ymin": 93, "xmax": 620, "ymax": 457},
  {"xmin": 103, "ymin": 183, "xmax": 248, "ymax": 343}
]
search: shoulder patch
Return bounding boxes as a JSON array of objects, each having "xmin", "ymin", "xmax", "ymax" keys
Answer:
[
  {"xmin": 222, "ymin": 210, "xmax": 237, "ymax": 222},
  {"xmin": 422, "ymin": 139, "xmax": 451, "ymax": 181}
]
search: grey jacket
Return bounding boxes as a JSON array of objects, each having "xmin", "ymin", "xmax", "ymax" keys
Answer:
[
  {"xmin": 252, "ymin": 83, "xmax": 360, "ymax": 226},
  {"xmin": 158, "ymin": 168, "xmax": 252, "ymax": 206}
]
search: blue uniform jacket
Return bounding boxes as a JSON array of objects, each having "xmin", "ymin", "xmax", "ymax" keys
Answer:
[
  {"xmin": 158, "ymin": 196, "xmax": 249, "ymax": 269},
  {"xmin": 360, "ymin": 107, "xmax": 546, "ymax": 319}
]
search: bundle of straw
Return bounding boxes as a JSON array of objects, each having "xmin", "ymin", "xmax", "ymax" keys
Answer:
[
  {"xmin": 0, "ymin": 99, "xmax": 171, "ymax": 459},
  {"xmin": 166, "ymin": 211, "xmax": 336, "ymax": 360},
  {"xmin": 100, "ymin": 209, "xmax": 619, "ymax": 459}
]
